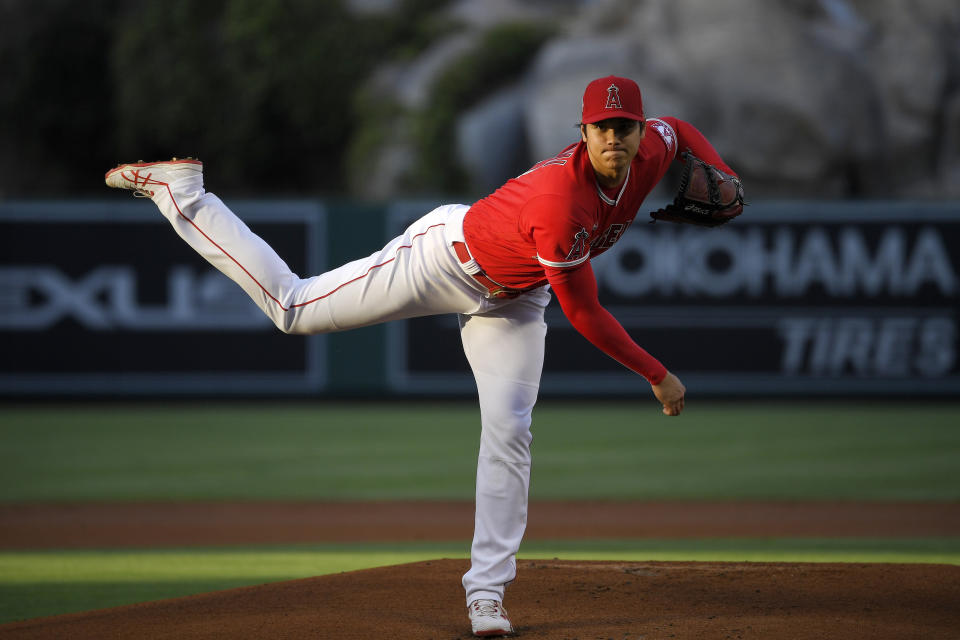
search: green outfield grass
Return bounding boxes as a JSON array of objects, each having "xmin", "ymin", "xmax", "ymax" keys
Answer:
[
  {"xmin": 0, "ymin": 400, "xmax": 958, "ymax": 624},
  {"xmin": 1, "ymin": 400, "xmax": 958, "ymax": 502},
  {"xmin": 1, "ymin": 538, "xmax": 958, "ymax": 623}
]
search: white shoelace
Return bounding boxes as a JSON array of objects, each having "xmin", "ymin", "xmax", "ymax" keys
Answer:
[{"xmin": 471, "ymin": 600, "xmax": 506, "ymax": 618}]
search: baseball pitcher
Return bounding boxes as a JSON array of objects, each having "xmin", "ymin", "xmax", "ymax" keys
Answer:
[{"xmin": 105, "ymin": 75, "xmax": 744, "ymax": 637}]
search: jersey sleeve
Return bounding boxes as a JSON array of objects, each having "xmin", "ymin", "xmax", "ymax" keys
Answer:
[
  {"xmin": 655, "ymin": 116, "xmax": 737, "ymax": 176},
  {"xmin": 645, "ymin": 117, "xmax": 680, "ymax": 160},
  {"xmin": 546, "ymin": 262, "xmax": 668, "ymax": 384},
  {"xmin": 521, "ymin": 194, "xmax": 594, "ymax": 270}
]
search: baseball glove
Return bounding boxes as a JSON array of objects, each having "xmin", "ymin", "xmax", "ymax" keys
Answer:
[{"xmin": 649, "ymin": 151, "xmax": 746, "ymax": 227}]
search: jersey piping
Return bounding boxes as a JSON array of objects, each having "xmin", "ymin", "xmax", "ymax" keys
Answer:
[
  {"xmin": 536, "ymin": 251, "xmax": 591, "ymax": 269},
  {"xmin": 167, "ymin": 182, "xmax": 446, "ymax": 312},
  {"xmin": 595, "ymin": 165, "xmax": 631, "ymax": 206}
]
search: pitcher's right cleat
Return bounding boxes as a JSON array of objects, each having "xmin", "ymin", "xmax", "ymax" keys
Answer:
[
  {"xmin": 105, "ymin": 158, "xmax": 202, "ymax": 198},
  {"xmin": 468, "ymin": 599, "xmax": 514, "ymax": 637}
]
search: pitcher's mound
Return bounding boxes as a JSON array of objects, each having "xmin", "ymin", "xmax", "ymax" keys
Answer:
[{"xmin": 1, "ymin": 559, "xmax": 957, "ymax": 639}]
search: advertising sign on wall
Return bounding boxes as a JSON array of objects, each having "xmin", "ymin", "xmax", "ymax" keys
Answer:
[
  {"xmin": 2, "ymin": 200, "xmax": 955, "ymax": 397},
  {"xmin": 387, "ymin": 202, "xmax": 959, "ymax": 396},
  {"xmin": 0, "ymin": 201, "xmax": 326, "ymax": 395}
]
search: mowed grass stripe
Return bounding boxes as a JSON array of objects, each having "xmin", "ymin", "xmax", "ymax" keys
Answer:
[
  {"xmin": 1, "ymin": 401, "xmax": 959, "ymax": 501},
  {"xmin": 3, "ymin": 539, "xmax": 958, "ymax": 583}
]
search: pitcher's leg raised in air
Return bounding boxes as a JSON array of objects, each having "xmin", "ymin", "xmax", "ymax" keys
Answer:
[{"xmin": 105, "ymin": 159, "xmax": 486, "ymax": 334}]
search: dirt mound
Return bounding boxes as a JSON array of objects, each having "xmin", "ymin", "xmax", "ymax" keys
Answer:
[{"xmin": 1, "ymin": 559, "xmax": 957, "ymax": 639}]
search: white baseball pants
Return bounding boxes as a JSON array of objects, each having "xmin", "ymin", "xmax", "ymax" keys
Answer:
[{"xmin": 151, "ymin": 176, "xmax": 550, "ymax": 604}]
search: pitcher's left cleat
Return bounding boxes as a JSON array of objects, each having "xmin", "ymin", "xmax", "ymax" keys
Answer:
[
  {"xmin": 105, "ymin": 158, "xmax": 202, "ymax": 198},
  {"xmin": 468, "ymin": 599, "xmax": 514, "ymax": 637}
]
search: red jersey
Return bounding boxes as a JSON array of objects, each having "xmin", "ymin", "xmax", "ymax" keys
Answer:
[
  {"xmin": 461, "ymin": 117, "xmax": 736, "ymax": 385},
  {"xmin": 463, "ymin": 117, "xmax": 732, "ymax": 289}
]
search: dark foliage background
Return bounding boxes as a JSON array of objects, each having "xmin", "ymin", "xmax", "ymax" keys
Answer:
[{"xmin": 0, "ymin": 0, "xmax": 453, "ymax": 198}]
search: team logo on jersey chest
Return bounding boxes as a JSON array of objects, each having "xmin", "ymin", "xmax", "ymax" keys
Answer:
[
  {"xmin": 591, "ymin": 222, "xmax": 629, "ymax": 251},
  {"xmin": 566, "ymin": 227, "xmax": 591, "ymax": 261}
]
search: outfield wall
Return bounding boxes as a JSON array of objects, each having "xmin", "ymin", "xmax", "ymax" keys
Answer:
[{"xmin": 1, "ymin": 200, "xmax": 957, "ymax": 397}]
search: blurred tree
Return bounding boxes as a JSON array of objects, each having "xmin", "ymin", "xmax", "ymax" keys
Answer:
[
  {"xmin": 113, "ymin": 0, "xmax": 365, "ymax": 193},
  {"xmin": 111, "ymin": 0, "xmax": 451, "ymax": 195},
  {"xmin": 0, "ymin": 0, "xmax": 450, "ymax": 197},
  {"xmin": 0, "ymin": 0, "xmax": 115, "ymax": 198},
  {"xmin": 111, "ymin": 1, "xmax": 229, "ymax": 179}
]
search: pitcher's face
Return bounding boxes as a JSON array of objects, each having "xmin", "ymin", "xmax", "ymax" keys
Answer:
[{"xmin": 581, "ymin": 118, "xmax": 643, "ymax": 181}]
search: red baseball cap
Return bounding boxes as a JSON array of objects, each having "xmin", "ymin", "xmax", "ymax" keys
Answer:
[{"xmin": 580, "ymin": 75, "xmax": 644, "ymax": 124}]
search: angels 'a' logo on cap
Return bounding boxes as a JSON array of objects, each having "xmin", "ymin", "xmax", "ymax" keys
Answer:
[{"xmin": 604, "ymin": 84, "xmax": 623, "ymax": 110}]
